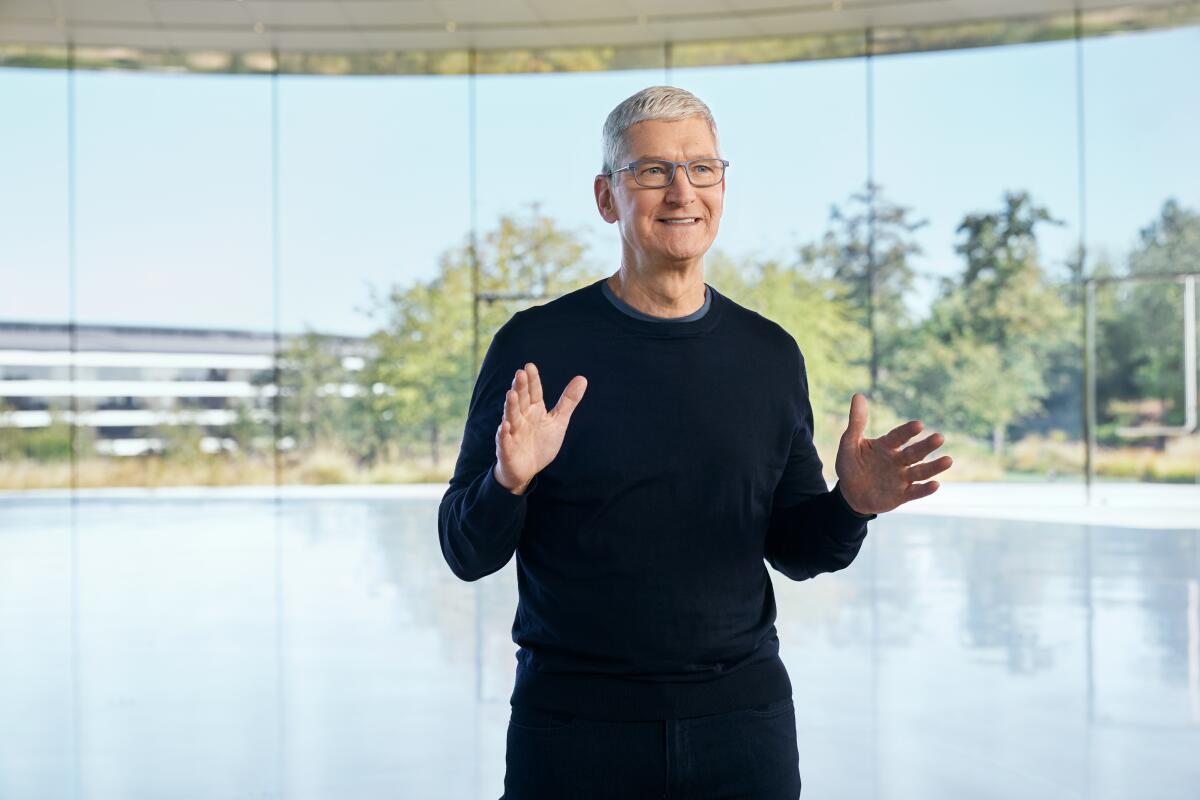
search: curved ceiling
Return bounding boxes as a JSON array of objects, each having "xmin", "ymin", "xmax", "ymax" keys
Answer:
[{"xmin": 0, "ymin": 0, "xmax": 1187, "ymax": 54}]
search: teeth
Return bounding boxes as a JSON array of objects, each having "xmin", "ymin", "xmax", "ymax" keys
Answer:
[{"xmin": 661, "ymin": 218, "xmax": 698, "ymax": 224}]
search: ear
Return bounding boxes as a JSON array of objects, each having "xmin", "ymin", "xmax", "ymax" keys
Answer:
[{"xmin": 594, "ymin": 174, "xmax": 619, "ymax": 224}]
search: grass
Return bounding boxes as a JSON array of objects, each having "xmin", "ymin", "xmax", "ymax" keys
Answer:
[{"xmin": 0, "ymin": 434, "xmax": 1196, "ymax": 491}]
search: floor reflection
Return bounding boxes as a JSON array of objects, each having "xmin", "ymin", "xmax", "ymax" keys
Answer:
[{"xmin": 0, "ymin": 495, "xmax": 1196, "ymax": 799}]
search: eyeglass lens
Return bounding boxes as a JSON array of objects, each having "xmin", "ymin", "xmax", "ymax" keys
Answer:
[{"xmin": 633, "ymin": 159, "xmax": 725, "ymax": 188}]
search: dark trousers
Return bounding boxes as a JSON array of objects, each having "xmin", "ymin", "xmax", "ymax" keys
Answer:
[{"xmin": 500, "ymin": 696, "xmax": 802, "ymax": 799}]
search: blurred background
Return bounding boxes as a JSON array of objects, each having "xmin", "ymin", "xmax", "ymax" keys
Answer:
[{"xmin": 1, "ymin": 1, "xmax": 1197, "ymax": 798}]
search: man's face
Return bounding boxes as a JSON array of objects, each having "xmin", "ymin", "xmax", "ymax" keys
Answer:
[{"xmin": 594, "ymin": 116, "xmax": 725, "ymax": 268}]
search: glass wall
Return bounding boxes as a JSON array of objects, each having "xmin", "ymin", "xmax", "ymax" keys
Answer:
[
  {"xmin": 2, "ymin": 20, "xmax": 1197, "ymax": 490},
  {"xmin": 1, "ymin": 10, "xmax": 1198, "ymax": 800}
]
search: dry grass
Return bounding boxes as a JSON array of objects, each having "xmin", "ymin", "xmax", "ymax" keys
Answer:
[
  {"xmin": 1005, "ymin": 432, "xmax": 1199, "ymax": 482},
  {"xmin": 0, "ymin": 434, "xmax": 1195, "ymax": 491}
]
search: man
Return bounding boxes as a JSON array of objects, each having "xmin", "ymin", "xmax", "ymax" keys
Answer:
[{"xmin": 439, "ymin": 86, "xmax": 952, "ymax": 799}]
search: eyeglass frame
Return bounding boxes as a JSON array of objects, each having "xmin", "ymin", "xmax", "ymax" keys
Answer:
[{"xmin": 605, "ymin": 157, "xmax": 730, "ymax": 188}]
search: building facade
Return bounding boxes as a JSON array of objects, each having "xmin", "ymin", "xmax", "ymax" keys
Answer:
[{"xmin": 0, "ymin": 321, "xmax": 368, "ymax": 456}]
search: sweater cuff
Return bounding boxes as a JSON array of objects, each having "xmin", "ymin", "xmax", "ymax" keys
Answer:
[
  {"xmin": 484, "ymin": 462, "xmax": 540, "ymax": 501},
  {"xmin": 832, "ymin": 480, "xmax": 876, "ymax": 520}
]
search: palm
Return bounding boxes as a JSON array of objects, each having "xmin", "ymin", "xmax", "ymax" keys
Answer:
[
  {"xmin": 834, "ymin": 393, "xmax": 953, "ymax": 515},
  {"xmin": 495, "ymin": 363, "xmax": 587, "ymax": 492}
]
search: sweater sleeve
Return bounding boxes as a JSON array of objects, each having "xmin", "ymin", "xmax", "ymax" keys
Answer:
[
  {"xmin": 764, "ymin": 341, "xmax": 877, "ymax": 582},
  {"xmin": 437, "ymin": 312, "xmax": 541, "ymax": 582}
]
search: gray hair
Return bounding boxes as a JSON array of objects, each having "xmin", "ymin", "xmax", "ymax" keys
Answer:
[{"xmin": 600, "ymin": 86, "xmax": 720, "ymax": 178}]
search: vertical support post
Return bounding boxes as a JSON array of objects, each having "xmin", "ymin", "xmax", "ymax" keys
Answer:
[{"xmin": 1084, "ymin": 279, "xmax": 1096, "ymax": 501}]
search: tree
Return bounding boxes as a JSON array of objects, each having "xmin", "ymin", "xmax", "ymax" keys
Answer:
[
  {"xmin": 1125, "ymin": 200, "xmax": 1199, "ymax": 426},
  {"xmin": 361, "ymin": 206, "xmax": 599, "ymax": 468},
  {"xmin": 801, "ymin": 181, "xmax": 926, "ymax": 394},
  {"xmin": 275, "ymin": 330, "xmax": 356, "ymax": 453},
  {"xmin": 890, "ymin": 191, "xmax": 1074, "ymax": 454},
  {"xmin": 1094, "ymin": 199, "xmax": 1200, "ymax": 441},
  {"xmin": 0, "ymin": 403, "xmax": 83, "ymax": 462}
]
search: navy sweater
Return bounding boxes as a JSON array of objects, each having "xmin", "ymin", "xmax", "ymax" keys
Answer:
[{"xmin": 438, "ymin": 276, "xmax": 876, "ymax": 721}]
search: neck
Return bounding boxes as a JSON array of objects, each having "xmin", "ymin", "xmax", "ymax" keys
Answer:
[{"xmin": 607, "ymin": 263, "xmax": 706, "ymax": 319}]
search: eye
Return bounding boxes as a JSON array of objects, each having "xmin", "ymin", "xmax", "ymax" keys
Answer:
[{"xmin": 694, "ymin": 164, "xmax": 711, "ymax": 173}]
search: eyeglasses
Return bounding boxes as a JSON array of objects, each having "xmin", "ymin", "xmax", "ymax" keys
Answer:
[{"xmin": 607, "ymin": 158, "xmax": 729, "ymax": 188}]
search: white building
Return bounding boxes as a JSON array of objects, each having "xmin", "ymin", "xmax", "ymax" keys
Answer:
[{"xmin": 0, "ymin": 321, "xmax": 368, "ymax": 456}]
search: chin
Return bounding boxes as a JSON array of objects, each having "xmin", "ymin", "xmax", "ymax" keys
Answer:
[
  {"xmin": 661, "ymin": 249, "xmax": 712, "ymax": 263},
  {"xmin": 669, "ymin": 240, "xmax": 716, "ymax": 261}
]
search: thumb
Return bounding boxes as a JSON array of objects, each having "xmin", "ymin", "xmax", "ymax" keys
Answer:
[
  {"xmin": 550, "ymin": 375, "xmax": 588, "ymax": 422},
  {"xmin": 844, "ymin": 392, "xmax": 868, "ymax": 441}
]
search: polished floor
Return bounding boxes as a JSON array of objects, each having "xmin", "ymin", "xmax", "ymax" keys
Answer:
[{"xmin": 0, "ymin": 483, "xmax": 1197, "ymax": 799}]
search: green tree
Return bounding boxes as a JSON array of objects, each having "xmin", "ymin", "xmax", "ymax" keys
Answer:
[
  {"xmin": 890, "ymin": 191, "xmax": 1074, "ymax": 454},
  {"xmin": 275, "ymin": 330, "xmax": 356, "ymax": 453},
  {"xmin": 361, "ymin": 206, "xmax": 600, "ymax": 468},
  {"xmin": 150, "ymin": 416, "xmax": 207, "ymax": 465},
  {"xmin": 0, "ymin": 404, "xmax": 84, "ymax": 462},
  {"xmin": 226, "ymin": 397, "xmax": 271, "ymax": 458},
  {"xmin": 1123, "ymin": 200, "xmax": 1199, "ymax": 433},
  {"xmin": 801, "ymin": 182, "xmax": 927, "ymax": 395}
]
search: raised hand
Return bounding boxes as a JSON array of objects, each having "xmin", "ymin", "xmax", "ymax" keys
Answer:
[
  {"xmin": 494, "ymin": 363, "xmax": 588, "ymax": 495},
  {"xmin": 834, "ymin": 393, "xmax": 953, "ymax": 516}
]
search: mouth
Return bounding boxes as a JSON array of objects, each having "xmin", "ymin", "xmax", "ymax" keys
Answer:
[{"xmin": 657, "ymin": 217, "xmax": 701, "ymax": 226}]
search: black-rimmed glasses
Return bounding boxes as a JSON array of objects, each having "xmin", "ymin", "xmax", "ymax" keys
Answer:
[{"xmin": 606, "ymin": 158, "xmax": 729, "ymax": 188}]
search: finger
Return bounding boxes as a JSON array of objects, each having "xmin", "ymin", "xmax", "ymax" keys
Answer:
[
  {"xmin": 498, "ymin": 417, "xmax": 517, "ymax": 449},
  {"xmin": 550, "ymin": 375, "xmax": 588, "ymax": 422},
  {"xmin": 899, "ymin": 431, "xmax": 945, "ymax": 466},
  {"xmin": 904, "ymin": 480, "xmax": 940, "ymax": 502},
  {"xmin": 905, "ymin": 455, "xmax": 953, "ymax": 481},
  {"xmin": 504, "ymin": 388, "xmax": 523, "ymax": 434},
  {"xmin": 881, "ymin": 419, "xmax": 923, "ymax": 450},
  {"xmin": 514, "ymin": 369, "xmax": 530, "ymax": 416},
  {"xmin": 526, "ymin": 362, "xmax": 543, "ymax": 408},
  {"xmin": 843, "ymin": 393, "xmax": 869, "ymax": 442}
]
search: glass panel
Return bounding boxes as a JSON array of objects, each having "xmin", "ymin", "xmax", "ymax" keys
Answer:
[
  {"xmin": 1083, "ymin": 25, "xmax": 1200, "ymax": 484},
  {"xmin": 873, "ymin": 38, "xmax": 1081, "ymax": 481},
  {"xmin": 275, "ymin": 73, "xmax": 485, "ymax": 791},
  {"xmin": 275, "ymin": 75, "xmax": 471, "ymax": 485},
  {"xmin": 67, "ymin": 69, "xmax": 278, "ymax": 798},
  {"xmin": 70, "ymin": 70, "xmax": 276, "ymax": 489},
  {"xmin": 0, "ymin": 66, "xmax": 74, "ymax": 799}
]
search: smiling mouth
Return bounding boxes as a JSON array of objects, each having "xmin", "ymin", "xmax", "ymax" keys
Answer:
[{"xmin": 658, "ymin": 217, "xmax": 701, "ymax": 225}]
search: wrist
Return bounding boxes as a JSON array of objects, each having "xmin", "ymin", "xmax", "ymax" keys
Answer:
[
  {"xmin": 493, "ymin": 463, "xmax": 531, "ymax": 496},
  {"xmin": 834, "ymin": 480, "xmax": 873, "ymax": 518}
]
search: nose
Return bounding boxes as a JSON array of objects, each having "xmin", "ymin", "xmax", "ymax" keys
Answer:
[{"xmin": 664, "ymin": 164, "xmax": 697, "ymax": 205}]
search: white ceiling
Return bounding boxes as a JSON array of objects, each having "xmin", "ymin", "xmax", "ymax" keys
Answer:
[{"xmin": 0, "ymin": 0, "xmax": 1185, "ymax": 53}]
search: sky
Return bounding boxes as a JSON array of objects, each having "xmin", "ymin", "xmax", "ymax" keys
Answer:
[{"xmin": 1, "ymin": 24, "xmax": 1198, "ymax": 338}]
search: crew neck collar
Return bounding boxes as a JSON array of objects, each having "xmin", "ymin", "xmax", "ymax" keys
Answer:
[
  {"xmin": 590, "ymin": 277, "xmax": 724, "ymax": 336},
  {"xmin": 601, "ymin": 277, "xmax": 711, "ymax": 322}
]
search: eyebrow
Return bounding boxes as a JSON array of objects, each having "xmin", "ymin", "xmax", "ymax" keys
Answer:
[{"xmin": 634, "ymin": 154, "xmax": 718, "ymax": 161}]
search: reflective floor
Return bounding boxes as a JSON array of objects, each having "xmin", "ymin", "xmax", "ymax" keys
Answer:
[{"xmin": 0, "ymin": 487, "xmax": 1197, "ymax": 799}]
